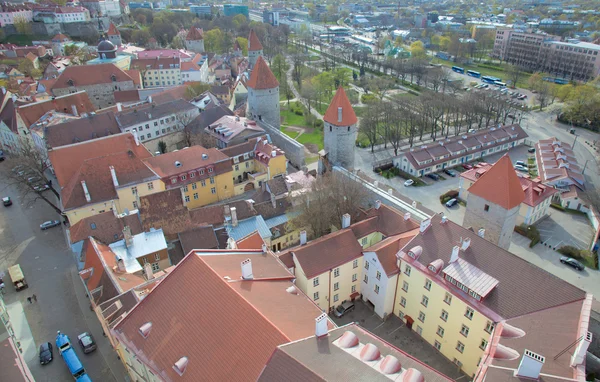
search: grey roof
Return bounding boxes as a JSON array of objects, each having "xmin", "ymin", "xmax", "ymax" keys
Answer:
[
  {"xmin": 115, "ymin": 99, "xmax": 197, "ymax": 127},
  {"xmin": 187, "ymin": 104, "xmax": 234, "ymax": 133},
  {"xmin": 264, "ymin": 214, "xmax": 289, "ymax": 229},
  {"xmin": 227, "ymin": 215, "xmax": 271, "ymax": 241},
  {"xmin": 109, "ymin": 228, "xmax": 168, "ymax": 273}
]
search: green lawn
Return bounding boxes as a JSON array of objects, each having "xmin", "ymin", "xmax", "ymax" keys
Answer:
[
  {"xmin": 297, "ymin": 130, "xmax": 324, "ymax": 150},
  {"xmin": 281, "ymin": 108, "xmax": 308, "ymax": 127},
  {"xmin": 1, "ymin": 34, "xmax": 48, "ymax": 46},
  {"xmin": 431, "ymin": 57, "xmax": 532, "ymax": 89},
  {"xmin": 305, "ymin": 155, "xmax": 320, "ymax": 164},
  {"xmin": 280, "ymin": 126, "xmax": 300, "ymax": 139}
]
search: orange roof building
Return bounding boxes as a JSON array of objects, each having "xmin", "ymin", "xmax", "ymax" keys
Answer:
[
  {"xmin": 246, "ymin": 56, "xmax": 280, "ymax": 127},
  {"xmin": 185, "ymin": 26, "xmax": 203, "ymax": 40},
  {"xmin": 322, "ymin": 87, "xmax": 359, "ymax": 169},
  {"xmin": 248, "ymin": 28, "xmax": 264, "ymax": 68},
  {"xmin": 324, "ymin": 86, "xmax": 357, "ymax": 126},
  {"xmin": 246, "ymin": 56, "xmax": 278, "ymax": 90},
  {"xmin": 107, "ymin": 22, "xmax": 120, "ymax": 36},
  {"xmin": 185, "ymin": 26, "xmax": 205, "ymax": 53},
  {"xmin": 462, "ymin": 154, "xmax": 526, "ymax": 250}
]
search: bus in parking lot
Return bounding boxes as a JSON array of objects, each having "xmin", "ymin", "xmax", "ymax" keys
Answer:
[
  {"xmin": 482, "ymin": 75, "xmax": 501, "ymax": 84},
  {"xmin": 467, "ymin": 70, "xmax": 481, "ymax": 78},
  {"xmin": 452, "ymin": 66, "xmax": 465, "ymax": 74}
]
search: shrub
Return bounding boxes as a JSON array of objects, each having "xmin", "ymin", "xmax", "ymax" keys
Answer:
[
  {"xmin": 558, "ymin": 246, "xmax": 598, "ymax": 269},
  {"xmin": 294, "ymin": 109, "xmax": 303, "ymax": 116},
  {"xmin": 558, "ymin": 245, "xmax": 580, "ymax": 258},
  {"xmin": 361, "ymin": 93, "xmax": 377, "ymax": 103},
  {"xmin": 514, "ymin": 224, "xmax": 541, "ymax": 247},
  {"xmin": 439, "ymin": 190, "xmax": 459, "ymax": 204},
  {"xmin": 550, "ymin": 203, "xmax": 565, "ymax": 211}
]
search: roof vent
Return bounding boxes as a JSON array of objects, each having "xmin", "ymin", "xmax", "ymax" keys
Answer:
[
  {"xmin": 202, "ymin": 153, "xmax": 208, "ymax": 160},
  {"xmin": 139, "ymin": 322, "xmax": 152, "ymax": 338},
  {"xmin": 241, "ymin": 258, "xmax": 253, "ymax": 280},
  {"xmin": 516, "ymin": 350, "xmax": 545, "ymax": 379},
  {"xmin": 419, "ymin": 218, "xmax": 431, "ymax": 233},
  {"xmin": 338, "ymin": 331, "xmax": 359, "ymax": 348},
  {"xmin": 493, "ymin": 344, "xmax": 520, "ymax": 360},
  {"xmin": 380, "ymin": 355, "xmax": 402, "ymax": 374},
  {"xmin": 407, "ymin": 246, "xmax": 422, "ymax": 260},
  {"xmin": 450, "ymin": 245, "xmax": 460, "ymax": 263},
  {"xmin": 460, "ymin": 237, "xmax": 471, "ymax": 251},
  {"xmin": 359, "ymin": 343, "xmax": 380, "ymax": 362},
  {"xmin": 286, "ymin": 286, "xmax": 298, "ymax": 295},
  {"xmin": 478, "ymin": 228, "xmax": 485, "ymax": 238},
  {"xmin": 402, "ymin": 368, "xmax": 424, "ymax": 382},
  {"xmin": 173, "ymin": 356, "xmax": 189, "ymax": 376},
  {"xmin": 462, "ymin": 135, "xmax": 467, "ymax": 139},
  {"xmin": 315, "ymin": 313, "xmax": 328, "ymax": 337},
  {"xmin": 441, "ymin": 215, "xmax": 448, "ymax": 224},
  {"xmin": 175, "ymin": 161, "xmax": 182, "ymax": 167}
]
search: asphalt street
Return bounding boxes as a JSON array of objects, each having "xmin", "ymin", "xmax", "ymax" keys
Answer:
[{"xmin": 0, "ymin": 163, "xmax": 126, "ymax": 381}]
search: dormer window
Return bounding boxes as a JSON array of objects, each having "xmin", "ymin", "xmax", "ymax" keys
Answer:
[
  {"xmin": 111, "ymin": 74, "xmax": 117, "ymax": 82},
  {"xmin": 67, "ymin": 79, "xmax": 74, "ymax": 86}
]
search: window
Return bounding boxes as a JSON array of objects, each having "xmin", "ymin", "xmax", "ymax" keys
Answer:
[
  {"xmin": 479, "ymin": 338, "xmax": 490, "ymax": 351},
  {"xmin": 161, "ymin": 129, "xmax": 165, "ymax": 134},
  {"xmin": 154, "ymin": 122, "xmax": 158, "ymax": 126},
  {"xmin": 484, "ymin": 204, "xmax": 490, "ymax": 212},
  {"xmin": 434, "ymin": 340, "xmax": 442, "ymax": 351},
  {"xmin": 437, "ymin": 326, "xmax": 445, "ymax": 337},
  {"xmin": 402, "ymin": 281, "xmax": 409, "ymax": 292},
  {"xmin": 313, "ymin": 292, "xmax": 319, "ymax": 300},
  {"xmin": 485, "ymin": 321, "xmax": 495, "ymax": 333},
  {"xmin": 192, "ymin": 183, "xmax": 197, "ymax": 190},
  {"xmin": 208, "ymin": 168, "xmax": 213, "ymax": 173},
  {"xmin": 199, "ymin": 169, "xmax": 204, "ymax": 175},
  {"xmin": 361, "ymin": 237, "xmax": 368, "ymax": 245},
  {"xmin": 364, "ymin": 274, "xmax": 369, "ymax": 283},
  {"xmin": 441, "ymin": 309, "xmax": 449, "ymax": 321},
  {"xmin": 460, "ymin": 325, "xmax": 470, "ymax": 337},
  {"xmin": 147, "ymin": 133, "xmax": 151, "ymax": 139},
  {"xmin": 424, "ymin": 279, "xmax": 432, "ymax": 291},
  {"xmin": 181, "ymin": 175, "xmax": 187, "ymax": 181},
  {"xmin": 333, "ymin": 294, "xmax": 339, "ymax": 302},
  {"xmin": 456, "ymin": 341, "xmax": 465, "ymax": 353},
  {"xmin": 352, "ymin": 273, "xmax": 357, "ymax": 282},
  {"xmin": 376, "ymin": 271, "xmax": 381, "ymax": 280},
  {"xmin": 418, "ymin": 311, "xmax": 426, "ymax": 323},
  {"xmin": 154, "ymin": 253, "xmax": 160, "ymax": 261},
  {"xmin": 453, "ymin": 358, "xmax": 463, "ymax": 367},
  {"xmin": 147, "ymin": 182, "xmax": 154, "ymax": 190},
  {"xmin": 416, "ymin": 326, "xmax": 423, "ymax": 335},
  {"xmin": 400, "ymin": 297, "xmax": 406, "ymax": 307},
  {"xmin": 145, "ymin": 124, "xmax": 149, "ymax": 129},
  {"xmin": 245, "ymin": 162, "xmax": 249, "ymax": 168},
  {"xmin": 151, "ymin": 262, "xmax": 160, "ymax": 272},
  {"xmin": 201, "ymin": 180, "xmax": 206, "ymax": 186},
  {"xmin": 351, "ymin": 285, "xmax": 356, "ymax": 293},
  {"xmin": 374, "ymin": 285, "xmax": 380, "ymax": 294},
  {"xmin": 334, "ymin": 268, "xmax": 340, "ymax": 277},
  {"xmin": 193, "ymin": 193, "xmax": 198, "ymax": 200},
  {"xmin": 235, "ymin": 165, "xmax": 239, "ymax": 171},
  {"xmin": 183, "ymin": 186, "xmax": 189, "ymax": 192},
  {"xmin": 184, "ymin": 195, "xmax": 190, "ymax": 202},
  {"xmin": 404, "ymin": 264, "xmax": 411, "ymax": 276},
  {"xmin": 333, "ymin": 282, "xmax": 339, "ymax": 291},
  {"xmin": 210, "ymin": 177, "xmax": 215, "ymax": 184},
  {"xmin": 444, "ymin": 293, "xmax": 452, "ymax": 305},
  {"xmin": 365, "ymin": 261, "xmax": 369, "ymax": 270},
  {"xmin": 211, "ymin": 187, "xmax": 216, "ymax": 194},
  {"xmin": 465, "ymin": 307, "xmax": 474, "ymax": 320},
  {"xmin": 313, "ymin": 277, "xmax": 319, "ymax": 287},
  {"xmin": 422, "ymin": 295, "xmax": 429, "ymax": 307},
  {"xmin": 131, "ymin": 186, "xmax": 137, "ymax": 195}
]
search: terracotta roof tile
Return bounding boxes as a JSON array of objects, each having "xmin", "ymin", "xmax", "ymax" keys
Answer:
[
  {"xmin": 367, "ymin": 229, "xmax": 419, "ymax": 276},
  {"xmin": 80, "ymin": 238, "xmax": 120, "ymax": 304},
  {"xmin": 143, "ymin": 146, "xmax": 231, "ymax": 178},
  {"xmin": 124, "ymin": 69, "xmax": 141, "ymax": 87},
  {"xmin": 468, "ymin": 154, "xmax": 525, "ymax": 210},
  {"xmin": 178, "ymin": 226, "xmax": 219, "ymax": 254},
  {"xmin": 246, "ymin": 56, "xmax": 279, "ymax": 90},
  {"xmin": 323, "ymin": 87, "xmax": 357, "ymax": 126},
  {"xmin": 139, "ymin": 189, "xmax": 193, "ymax": 241},
  {"xmin": 248, "ymin": 29, "xmax": 263, "ymax": 51},
  {"xmin": 237, "ymin": 231, "xmax": 265, "ymax": 249},
  {"xmin": 51, "ymin": 63, "xmax": 134, "ymax": 89},
  {"xmin": 17, "ymin": 91, "xmax": 95, "ymax": 127},
  {"xmin": 130, "ymin": 57, "xmax": 181, "ymax": 71},
  {"xmin": 69, "ymin": 211, "xmax": 143, "ymax": 244},
  {"xmin": 186, "ymin": 26, "xmax": 203, "ymax": 40},
  {"xmin": 113, "ymin": 90, "xmax": 140, "ymax": 103},
  {"xmin": 107, "ymin": 22, "xmax": 120, "ymax": 36},
  {"xmin": 45, "ymin": 112, "xmax": 121, "ymax": 148},
  {"xmin": 363, "ymin": 204, "xmax": 420, "ymax": 236},
  {"xmin": 519, "ymin": 176, "xmax": 558, "ymax": 207}
]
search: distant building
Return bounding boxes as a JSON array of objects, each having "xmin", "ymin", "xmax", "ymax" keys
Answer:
[
  {"xmin": 223, "ymin": 4, "xmax": 248, "ymax": 18},
  {"xmin": 246, "ymin": 56, "xmax": 279, "ymax": 128},
  {"xmin": 322, "ymin": 87, "xmax": 358, "ymax": 170},
  {"xmin": 50, "ymin": 33, "xmax": 87, "ymax": 56},
  {"xmin": 128, "ymin": 1, "xmax": 152, "ymax": 10},
  {"xmin": 86, "ymin": 40, "xmax": 131, "ymax": 71},
  {"xmin": 0, "ymin": 3, "xmax": 33, "ymax": 27},
  {"xmin": 203, "ymin": 115, "xmax": 264, "ymax": 148},
  {"xmin": 184, "ymin": 26, "xmax": 204, "ymax": 53},
  {"xmin": 32, "ymin": 5, "xmax": 91, "ymax": 23},
  {"xmin": 130, "ymin": 57, "xmax": 182, "ymax": 88},
  {"xmin": 247, "ymin": 28, "xmax": 263, "ymax": 69},
  {"xmin": 106, "ymin": 22, "xmax": 122, "ymax": 47},
  {"xmin": 81, "ymin": 0, "xmax": 121, "ymax": 17},
  {"xmin": 190, "ymin": 4, "xmax": 211, "ymax": 16}
]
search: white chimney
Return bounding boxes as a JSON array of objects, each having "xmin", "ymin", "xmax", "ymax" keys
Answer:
[
  {"xmin": 478, "ymin": 228, "xmax": 485, "ymax": 238},
  {"xmin": 133, "ymin": 131, "xmax": 140, "ymax": 146},
  {"xmin": 230, "ymin": 207, "xmax": 238, "ymax": 226},
  {"xmin": 261, "ymin": 243, "xmax": 267, "ymax": 253},
  {"xmin": 139, "ymin": 322, "xmax": 152, "ymax": 338},
  {"xmin": 404, "ymin": 212, "xmax": 411, "ymax": 221},
  {"xmin": 144, "ymin": 262, "xmax": 154, "ymax": 280},
  {"xmin": 241, "ymin": 258, "xmax": 253, "ymax": 279},
  {"xmin": 123, "ymin": 226, "xmax": 133, "ymax": 247},
  {"xmin": 461, "ymin": 237, "xmax": 471, "ymax": 251},
  {"xmin": 516, "ymin": 350, "xmax": 545, "ymax": 379},
  {"xmin": 11, "ymin": 94, "xmax": 16, "ymax": 103},
  {"xmin": 375, "ymin": 200, "xmax": 381, "ymax": 210},
  {"xmin": 441, "ymin": 215, "xmax": 448, "ymax": 224},
  {"xmin": 81, "ymin": 181, "xmax": 91, "ymax": 202},
  {"xmin": 227, "ymin": 237, "xmax": 237, "ymax": 249},
  {"xmin": 373, "ymin": 180, "xmax": 378, "ymax": 187},
  {"xmin": 116, "ymin": 257, "xmax": 126, "ymax": 272},
  {"xmin": 388, "ymin": 188, "xmax": 393, "ymax": 195},
  {"xmin": 419, "ymin": 218, "xmax": 431, "ymax": 233},
  {"xmin": 412, "ymin": 201, "xmax": 417, "ymax": 208},
  {"xmin": 315, "ymin": 313, "xmax": 328, "ymax": 337},
  {"xmin": 117, "ymin": 102, "xmax": 122, "ymax": 112},
  {"xmin": 337, "ymin": 106, "xmax": 342, "ymax": 123},
  {"xmin": 109, "ymin": 165, "xmax": 119, "ymax": 187},
  {"xmin": 571, "ymin": 332, "xmax": 592, "ymax": 366},
  {"xmin": 450, "ymin": 245, "xmax": 460, "ymax": 263},
  {"xmin": 71, "ymin": 104, "xmax": 78, "ymax": 116},
  {"xmin": 1, "ymin": 87, "xmax": 5, "ymax": 94},
  {"xmin": 148, "ymin": 95, "xmax": 153, "ymax": 103},
  {"xmin": 341, "ymin": 213, "xmax": 351, "ymax": 229},
  {"xmin": 300, "ymin": 230, "xmax": 307, "ymax": 245}
]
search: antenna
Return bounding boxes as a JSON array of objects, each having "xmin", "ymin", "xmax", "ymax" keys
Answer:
[{"xmin": 553, "ymin": 335, "xmax": 584, "ymax": 361}]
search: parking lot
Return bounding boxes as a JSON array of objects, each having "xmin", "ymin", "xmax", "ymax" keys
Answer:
[
  {"xmin": 535, "ymin": 209, "xmax": 594, "ymax": 251},
  {"xmin": 330, "ymin": 299, "xmax": 466, "ymax": 379}
]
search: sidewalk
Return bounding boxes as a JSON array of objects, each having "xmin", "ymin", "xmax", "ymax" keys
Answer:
[{"xmin": 5, "ymin": 300, "xmax": 37, "ymax": 362}]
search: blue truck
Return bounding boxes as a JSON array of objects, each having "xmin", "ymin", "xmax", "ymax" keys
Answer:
[{"xmin": 56, "ymin": 332, "xmax": 92, "ymax": 381}]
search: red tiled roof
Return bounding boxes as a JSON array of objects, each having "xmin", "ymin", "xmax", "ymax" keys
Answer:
[
  {"xmin": 246, "ymin": 56, "xmax": 279, "ymax": 90},
  {"xmin": 16, "ymin": 91, "xmax": 95, "ymax": 127},
  {"xmin": 468, "ymin": 154, "xmax": 525, "ymax": 210},
  {"xmin": 107, "ymin": 22, "xmax": 120, "ymax": 36},
  {"xmin": 124, "ymin": 69, "xmax": 141, "ymax": 87},
  {"xmin": 143, "ymin": 146, "xmax": 230, "ymax": 178},
  {"xmin": 248, "ymin": 29, "xmax": 263, "ymax": 51},
  {"xmin": 113, "ymin": 90, "xmax": 140, "ymax": 103},
  {"xmin": 51, "ymin": 63, "xmax": 134, "ymax": 89},
  {"xmin": 519, "ymin": 176, "xmax": 558, "ymax": 207},
  {"xmin": 323, "ymin": 87, "xmax": 357, "ymax": 126},
  {"xmin": 237, "ymin": 231, "xmax": 265, "ymax": 250},
  {"xmin": 360, "ymin": 204, "xmax": 420, "ymax": 237},
  {"xmin": 52, "ymin": 33, "xmax": 70, "ymax": 42},
  {"xmin": 367, "ymin": 229, "xmax": 419, "ymax": 276},
  {"xmin": 69, "ymin": 211, "xmax": 143, "ymax": 244},
  {"xmin": 186, "ymin": 26, "xmax": 203, "ymax": 41},
  {"xmin": 181, "ymin": 61, "xmax": 201, "ymax": 71},
  {"xmin": 80, "ymin": 238, "xmax": 120, "ymax": 303}
]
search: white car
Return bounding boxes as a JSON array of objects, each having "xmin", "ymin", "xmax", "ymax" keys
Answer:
[
  {"xmin": 514, "ymin": 165, "xmax": 528, "ymax": 173},
  {"xmin": 404, "ymin": 179, "xmax": 415, "ymax": 187}
]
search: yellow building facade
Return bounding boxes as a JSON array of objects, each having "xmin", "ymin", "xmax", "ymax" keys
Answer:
[{"xmin": 181, "ymin": 172, "xmax": 234, "ymax": 209}]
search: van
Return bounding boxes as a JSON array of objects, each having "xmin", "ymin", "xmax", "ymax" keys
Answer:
[{"xmin": 334, "ymin": 301, "xmax": 355, "ymax": 317}]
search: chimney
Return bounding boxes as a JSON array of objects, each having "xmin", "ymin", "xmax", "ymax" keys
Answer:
[
  {"xmin": 81, "ymin": 181, "xmax": 91, "ymax": 202},
  {"xmin": 133, "ymin": 131, "xmax": 140, "ymax": 146},
  {"xmin": 516, "ymin": 350, "xmax": 545, "ymax": 379},
  {"xmin": 109, "ymin": 165, "xmax": 119, "ymax": 187},
  {"xmin": 341, "ymin": 213, "xmax": 351, "ymax": 229},
  {"xmin": 71, "ymin": 104, "xmax": 78, "ymax": 116},
  {"xmin": 224, "ymin": 204, "xmax": 231, "ymax": 217},
  {"xmin": 404, "ymin": 212, "xmax": 411, "ymax": 221},
  {"xmin": 117, "ymin": 102, "xmax": 122, "ymax": 112},
  {"xmin": 1, "ymin": 87, "xmax": 5, "ymax": 94},
  {"xmin": 300, "ymin": 230, "xmax": 307, "ymax": 245},
  {"xmin": 388, "ymin": 188, "xmax": 393, "ymax": 195},
  {"xmin": 226, "ymin": 237, "xmax": 237, "ymax": 249},
  {"xmin": 478, "ymin": 228, "xmax": 485, "ymax": 238},
  {"xmin": 241, "ymin": 258, "xmax": 253, "ymax": 279},
  {"xmin": 373, "ymin": 180, "xmax": 378, "ymax": 187},
  {"xmin": 123, "ymin": 226, "xmax": 133, "ymax": 247},
  {"xmin": 441, "ymin": 215, "xmax": 448, "ymax": 224},
  {"xmin": 230, "ymin": 207, "xmax": 238, "ymax": 226},
  {"xmin": 375, "ymin": 200, "xmax": 381, "ymax": 210},
  {"xmin": 337, "ymin": 106, "xmax": 342, "ymax": 123},
  {"xmin": 144, "ymin": 262, "xmax": 154, "ymax": 280},
  {"xmin": 419, "ymin": 218, "xmax": 431, "ymax": 233},
  {"xmin": 271, "ymin": 150, "xmax": 276, "ymax": 157},
  {"xmin": 571, "ymin": 332, "xmax": 592, "ymax": 367},
  {"xmin": 461, "ymin": 237, "xmax": 471, "ymax": 251},
  {"xmin": 315, "ymin": 313, "xmax": 328, "ymax": 337},
  {"xmin": 261, "ymin": 243, "xmax": 267, "ymax": 253},
  {"xmin": 450, "ymin": 245, "xmax": 460, "ymax": 263},
  {"xmin": 12, "ymin": 94, "xmax": 16, "ymax": 103},
  {"xmin": 116, "ymin": 257, "xmax": 126, "ymax": 272}
]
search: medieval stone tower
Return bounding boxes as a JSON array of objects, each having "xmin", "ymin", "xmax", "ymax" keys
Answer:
[
  {"xmin": 233, "ymin": 39, "xmax": 243, "ymax": 57},
  {"xmin": 246, "ymin": 56, "xmax": 280, "ymax": 127},
  {"xmin": 248, "ymin": 29, "xmax": 263, "ymax": 69},
  {"xmin": 185, "ymin": 27, "xmax": 205, "ymax": 53},
  {"xmin": 106, "ymin": 22, "xmax": 122, "ymax": 47},
  {"xmin": 462, "ymin": 155, "xmax": 525, "ymax": 250},
  {"xmin": 323, "ymin": 87, "xmax": 358, "ymax": 169}
]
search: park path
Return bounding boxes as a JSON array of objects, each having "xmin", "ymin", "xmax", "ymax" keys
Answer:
[{"xmin": 285, "ymin": 56, "xmax": 324, "ymax": 120}]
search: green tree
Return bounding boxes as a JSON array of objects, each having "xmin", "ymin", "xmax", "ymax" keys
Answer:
[
  {"xmin": 13, "ymin": 16, "xmax": 32, "ymax": 35},
  {"xmin": 235, "ymin": 37, "xmax": 248, "ymax": 55},
  {"xmin": 439, "ymin": 36, "xmax": 451, "ymax": 51},
  {"xmin": 232, "ymin": 14, "xmax": 247, "ymax": 29},
  {"xmin": 271, "ymin": 54, "xmax": 289, "ymax": 82},
  {"xmin": 132, "ymin": 30, "xmax": 151, "ymax": 46},
  {"xmin": 204, "ymin": 29, "xmax": 224, "ymax": 53},
  {"xmin": 158, "ymin": 141, "xmax": 167, "ymax": 154},
  {"xmin": 409, "ymin": 41, "xmax": 427, "ymax": 59}
]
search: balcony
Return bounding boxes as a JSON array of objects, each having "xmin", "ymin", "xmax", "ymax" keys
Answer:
[{"xmin": 233, "ymin": 171, "xmax": 267, "ymax": 189}]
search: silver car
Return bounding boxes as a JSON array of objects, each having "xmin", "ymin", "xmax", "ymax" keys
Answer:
[{"xmin": 40, "ymin": 220, "xmax": 61, "ymax": 230}]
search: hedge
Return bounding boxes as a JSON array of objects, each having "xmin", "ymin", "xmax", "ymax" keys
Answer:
[
  {"xmin": 558, "ymin": 246, "xmax": 599, "ymax": 269},
  {"xmin": 514, "ymin": 224, "xmax": 541, "ymax": 247},
  {"xmin": 439, "ymin": 190, "xmax": 459, "ymax": 204}
]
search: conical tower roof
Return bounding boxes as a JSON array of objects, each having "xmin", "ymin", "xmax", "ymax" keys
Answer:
[
  {"xmin": 323, "ymin": 87, "xmax": 357, "ymax": 126},
  {"xmin": 247, "ymin": 56, "xmax": 279, "ymax": 90},
  {"xmin": 186, "ymin": 26, "xmax": 203, "ymax": 41},
  {"xmin": 107, "ymin": 22, "xmax": 120, "ymax": 36},
  {"xmin": 468, "ymin": 154, "xmax": 525, "ymax": 210},
  {"xmin": 248, "ymin": 29, "xmax": 263, "ymax": 51},
  {"xmin": 233, "ymin": 39, "xmax": 242, "ymax": 51}
]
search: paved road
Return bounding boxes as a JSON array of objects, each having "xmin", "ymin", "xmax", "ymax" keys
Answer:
[{"xmin": 0, "ymin": 164, "xmax": 127, "ymax": 381}]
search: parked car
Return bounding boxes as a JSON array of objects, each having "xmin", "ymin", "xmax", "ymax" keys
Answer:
[
  {"xmin": 404, "ymin": 179, "xmax": 414, "ymax": 187},
  {"xmin": 77, "ymin": 332, "xmax": 97, "ymax": 354},
  {"xmin": 334, "ymin": 301, "xmax": 355, "ymax": 317},
  {"xmin": 33, "ymin": 184, "xmax": 49, "ymax": 192},
  {"xmin": 40, "ymin": 220, "xmax": 61, "ymax": 230},
  {"xmin": 515, "ymin": 160, "xmax": 527, "ymax": 167},
  {"xmin": 444, "ymin": 169, "xmax": 457, "ymax": 177},
  {"xmin": 514, "ymin": 165, "xmax": 528, "ymax": 172},
  {"xmin": 3, "ymin": 197, "xmax": 12, "ymax": 206},
  {"xmin": 528, "ymin": 147, "xmax": 536, "ymax": 153},
  {"xmin": 462, "ymin": 163, "xmax": 473, "ymax": 170},
  {"xmin": 445, "ymin": 198, "xmax": 458, "ymax": 207},
  {"xmin": 426, "ymin": 173, "xmax": 440, "ymax": 181},
  {"xmin": 560, "ymin": 256, "xmax": 584, "ymax": 271},
  {"xmin": 39, "ymin": 342, "xmax": 53, "ymax": 365}
]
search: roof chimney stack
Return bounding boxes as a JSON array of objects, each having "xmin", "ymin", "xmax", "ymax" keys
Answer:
[
  {"xmin": 461, "ymin": 237, "xmax": 471, "ymax": 251},
  {"xmin": 261, "ymin": 243, "xmax": 267, "ymax": 253},
  {"xmin": 419, "ymin": 218, "xmax": 431, "ymax": 233},
  {"xmin": 144, "ymin": 262, "xmax": 154, "ymax": 280},
  {"xmin": 117, "ymin": 102, "xmax": 122, "ymax": 112},
  {"xmin": 337, "ymin": 107, "xmax": 342, "ymax": 123},
  {"xmin": 71, "ymin": 104, "xmax": 78, "ymax": 116},
  {"xmin": 300, "ymin": 230, "xmax": 307, "ymax": 245},
  {"xmin": 404, "ymin": 212, "xmax": 411, "ymax": 221},
  {"xmin": 230, "ymin": 207, "xmax": 238, "ymax": 226},
  {"xmin": 315, "ymin": 313, "xmax": 328, "ymax": 338},
  {"xmin": 450, "ymin": 245, "xmax": 460, "ymax": 263},
  {"xmin": 133, "ymin": 131, "xmax": 140, "ymax": 146},
  {"xmin": 81, "ymin": 180, "xmax": 91, "ymax": 202},
  {"xmin": 226, "ymin": 237, "xmax": 237, "ymax": 249},
  {"xmin": 375, "ymin": 200, "xmax": 381, "ymax": 210},
  {"xmin": 116, "ymin": 257, "xmax": 126, "ymax": 272},
  {"xmin": 516, "ymin": 350, "xmax": 545, "ymax": 379},
  {"xmin": 241, "ymin": 258, "xmax": 253, "ymax": 279},
  {"xmin": 478, "ymin": 228, "xmax": 485, "ymax": 238},
  {"xmin": 341, "ymin": 213, "xmax": 351, "ymax": 229},
  {"xmin": 109, "ymin": 165, "xmax": 119, "ymax": 187},
  {"xmin": 123, "ymin": 226, "xmax": 133, "ymax": 247},
  {"xmin": 571, "ymin": 332, "xmax": 592, "ymax": 367},
  {"xmin": 441, "ymin": 215, "xmax": 448, "ymax": 224}
]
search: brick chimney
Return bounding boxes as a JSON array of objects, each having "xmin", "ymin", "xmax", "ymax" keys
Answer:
[{"xmin": 123, "ymin": 226, "xmax": 133, "ymax": 247}]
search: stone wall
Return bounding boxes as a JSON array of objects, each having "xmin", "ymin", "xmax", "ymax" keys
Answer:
[
  {"xmin": 142, "ymin": 131, "xmax": 185, "ymax": 154},
  {"xmin": 462, "ymin": 193, "xmax": 519, "ymax": 250},
  {"xmin": 52, "ymin": 81, "xmax": 136, "ymax": 109},
  {"xmin": 247, "ymin": 87, "xmax": 280, "ymax": 128},
  {"xmin": 324, "ymin": 122, "xmax": 358, "ymax": 169},
  {"xmin": 4, "ymin": 16, "xmax": 127, "ymax": 39},
  {"xmin": 255, "ymin": 120, "xmax": 305, "ymax": 168}
]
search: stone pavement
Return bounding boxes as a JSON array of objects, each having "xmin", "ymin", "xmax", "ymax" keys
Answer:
[{"xmin": 5, "ymin": 300, "xmax": 37, "ymax": 362}]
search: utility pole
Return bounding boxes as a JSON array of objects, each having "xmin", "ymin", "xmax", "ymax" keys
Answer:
[{"xmin": 582, "ymin": 159, "xmax": 590, "ymax": 175}]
